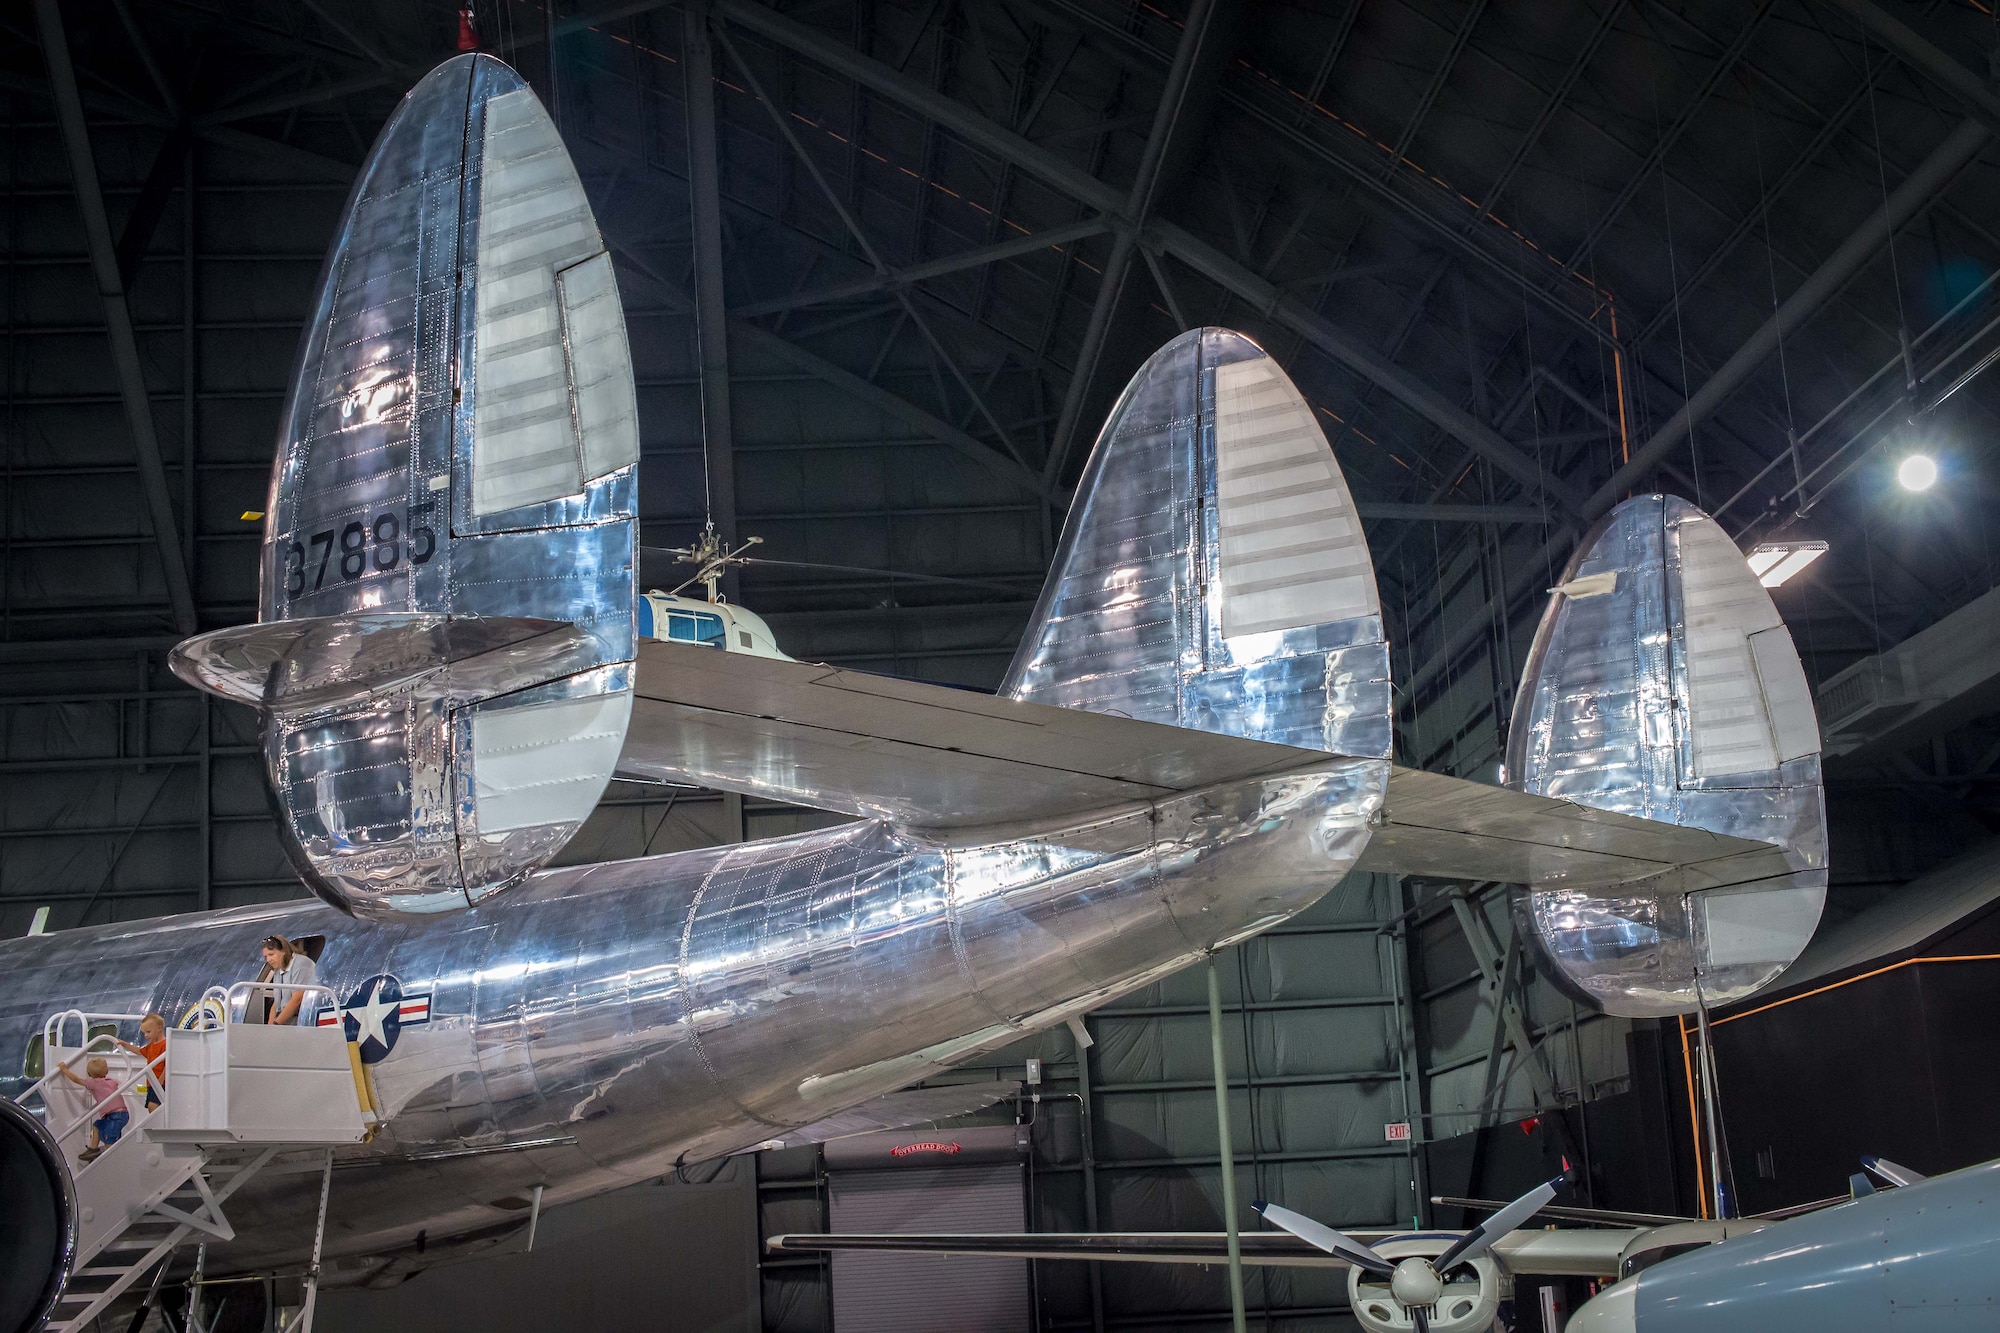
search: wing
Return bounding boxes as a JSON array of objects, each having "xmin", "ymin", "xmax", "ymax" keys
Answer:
[
  {"xmin": 1357, "ymin": 766, "xmax": 1793, "ymax": 892},
  {"xmin": 616, "ymin": 640, "xmax": 1336, "ymax": 832},
  {"xmin": 766, "ymin": 1228, "xmax": 1630, "ymax": 1278},
  {"xmin": 766, "ymin": 1231, "xmax": 1359, "ymax": 1267}
]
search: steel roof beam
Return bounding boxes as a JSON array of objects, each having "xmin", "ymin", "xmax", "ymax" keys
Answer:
[
  {"xmin": 1632, "ymin": 51, "xmax": 1891, "ymax": 348},
  {"xmin": 1816, "ymin": 0, "xmax": 2000, "ymax": 132},
  {"xmin": 709, "ymin": 0, "xmax": 1590, "ymax": 515},
  {"xmin": 610, "ymin": 242, "xmax": 1054, "ymax": 501},
  {"xmin": 1563, "ymin": 0, "xmax": 1778, "ymax": 271},
  {"xmin": 1585, "ymin": 114, "xmax": 1989, "ymax": 519},
  {"xmin": 1468, "ymin": 0, "xmax": 1626, "ymax": 227},
  {"xmin": 1381, "ymin": 0, "xmax": 1488, "ymax": 183},
  {"xmin": 732, "ymin": 218, "xmax": 1110, "ymax": 316},
  {"xmin": 712, "ymin": 22, "xmax": 1030, "ymax": 472},
  {"xmin": 1355, "ymin": 503, "xmax": 1548, "ymax": 524},
  {"xmin": 34, "ymin": 0, "xmax": 197, "ymax": 637},
  {"xmin": 1399, "ymin": 105, "xmax": 1990, "ymax": 707},
  {"xmin": 1215, "ymin": 87, "xmax": 1613, "ymax": 350},
  {"xmin": 1042, "ymin": 0, "xmax": 1220, "ymax": 486}
]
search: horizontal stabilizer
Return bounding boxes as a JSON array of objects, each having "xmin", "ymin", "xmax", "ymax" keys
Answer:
[
  {"xmin": 1357, "ymin": 766, "xmax": 1793, "ymax": 893},
  {"xmin": 731, "ymin": 1084, "xmax": 1015, "ymax": 1154},
  {"xmin": 765, "ymin": 1228, "xmax": 1629, "ymax": 1278},
  {"xmin": 171, "ymin": 613, "xmax": 596, "ymax": 715},
  {"xmin": 617, "ymin": 640, "xmax": 1337, "ymax": 834}
]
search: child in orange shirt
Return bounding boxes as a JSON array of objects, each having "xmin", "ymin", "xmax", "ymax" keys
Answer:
[{"xmin": 115, "ymin": 1013, "xmax": 167, "ymax": 1112}]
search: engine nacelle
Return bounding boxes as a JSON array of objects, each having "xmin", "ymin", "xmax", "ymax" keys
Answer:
[{"xmin": 0, "ymin": 1096, "xmax": 74, "ymax": 1333}]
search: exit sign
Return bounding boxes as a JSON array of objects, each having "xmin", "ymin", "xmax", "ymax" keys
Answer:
[{"xmin": 1384, "ymin": 1122, "xmax": 1412, "ymax": 1142}]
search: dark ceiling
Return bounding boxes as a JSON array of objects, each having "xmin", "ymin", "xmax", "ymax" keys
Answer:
[{"xmin": 3, "ymin": 0, "xmax": 1999, "ymax": 927}]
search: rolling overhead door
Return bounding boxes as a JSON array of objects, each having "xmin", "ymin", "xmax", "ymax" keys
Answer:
[{"xmin": 827, "ymin": 1128, "xmax": 1029, "ymax": 1332}]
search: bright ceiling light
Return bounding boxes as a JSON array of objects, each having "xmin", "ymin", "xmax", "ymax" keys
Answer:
[
  {"xmin": 1745, "ymin": 540, "xmax": 1829, "ymax": 589},
  {"xmin": 1898, "ymin": 453, "xmax": 1939, "ymax": 492}
]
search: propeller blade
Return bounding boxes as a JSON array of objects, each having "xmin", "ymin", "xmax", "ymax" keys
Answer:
[
  {"xmin": 1862, "ymin": 1156, "xmax": 1926, "ymax": 1188},
  {"xmin": 1411, "ymin": 1307, "xmax": 1429, "ymax": 1333},
  {"xmin": 1432, "ymin": 1170, "xmax": 1569, "ymax": 1272},
  {"xmin": 1251, "ymin": 1200, "xmax": 1394, "ymax": 1275}
]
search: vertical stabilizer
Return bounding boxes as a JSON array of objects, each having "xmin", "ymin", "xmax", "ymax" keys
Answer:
[
  {"xmin": 1003, "ymin": 329, "xmax": 1390, "ymax": 761},
  {"xmin": 1508, "ymin": 494, "xmax": 1827, "ymax": 1015},
  {"xmin": 170, "ymin": 56, "xmax": 637, "ymax": 919}
]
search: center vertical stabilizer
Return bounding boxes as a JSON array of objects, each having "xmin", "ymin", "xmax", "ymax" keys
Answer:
[{"xmin": 1003, "ymin": 329, "xmax": 1391, "ymax": 762}]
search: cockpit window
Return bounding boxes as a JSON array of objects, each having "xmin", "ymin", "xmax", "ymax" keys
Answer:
[
  {"xmin": 1619, "ymin": 1242, "xmax": 1710, "ymax": 1280},
  {"xmin": 665, "ymin": 611, "xmax": 726, "ymax": 647}
]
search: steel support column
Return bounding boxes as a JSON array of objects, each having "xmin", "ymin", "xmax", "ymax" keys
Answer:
[
  {"xmin": 683, "ymin": 2, "xmax": 738, "ymax": 552},
  {"xmin": 1206, "ymin": 956, "xmax": 1248, "ymax": 1333},
  {"xmin": 34, "ymin": 0, "xmax": 197, "ymax": 635},
  {"xmin": 1387, "ymin": 885, "xmax": 1431, "ymax": 1228},
  {"xmin": 1447, "ymin": 892, "xmax": 1560, "ymax": 1119}
]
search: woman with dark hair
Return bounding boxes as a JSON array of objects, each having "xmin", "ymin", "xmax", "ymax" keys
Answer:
[{"xmin": 260, "ymin": 935, "xmax": 319, "ymax": 1026}]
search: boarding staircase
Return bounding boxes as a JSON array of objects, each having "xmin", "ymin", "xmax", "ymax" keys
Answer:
[{"xmin": 19, "ymin": 984, "xmax": 375, "ymax": 1333}]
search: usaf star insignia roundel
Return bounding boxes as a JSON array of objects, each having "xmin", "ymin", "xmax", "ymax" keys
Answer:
[{"xmin": 317, "ymin": 973, "xmax": 432, "ymax": 1064}]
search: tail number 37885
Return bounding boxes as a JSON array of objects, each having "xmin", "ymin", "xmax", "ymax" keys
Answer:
[{"xmin": 281, "ymin": 503, "xmax": 437, "ymax": 599}]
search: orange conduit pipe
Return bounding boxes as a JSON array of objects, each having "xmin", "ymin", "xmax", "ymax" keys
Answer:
[{"xmin": 1675, "ymin": 953, "xmax": 2000, "ymax": 1221}]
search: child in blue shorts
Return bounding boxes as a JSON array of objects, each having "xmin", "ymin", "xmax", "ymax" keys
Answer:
[{"xmin": 58, "ymin": 1055, "xmax": 129, "ymax": 1163}]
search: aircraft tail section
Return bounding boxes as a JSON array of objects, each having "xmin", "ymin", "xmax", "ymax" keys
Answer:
[
  {"xmin": 1002, "ymin": 329, "xmax": 1391, "ymax": 760},
  {"xmin": 169, "ymin": 55, "xmax": 637, "ymax": 920},
  {"xmin": 1505, "ymin": 494, "xmax": 1828, "ymax": 1015}
]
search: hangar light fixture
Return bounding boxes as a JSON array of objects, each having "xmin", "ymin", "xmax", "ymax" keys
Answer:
[
  {"xmin": 1745, "ymin": 540, "xmax": 1829, "ymax": 589},
  {"xmin": 1898, "ymin": 453, "xmax": 1939, "ymax": 492}
]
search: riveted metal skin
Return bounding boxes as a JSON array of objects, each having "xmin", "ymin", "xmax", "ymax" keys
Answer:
[
  {"xmin": 199, "ymin": 55, "xmax": 637, "ymax": 920},
  {"xmin": 0, "ymin": 328, "xmax": 1394, "ymax": 1280},
  {"xmin": 1007, "ymin": 327, "xmax": 1395, "ymax": 765},
  {"xmin": 1507, "ymin": 495, "xmax": 1827, "ymax": 1016},
  {"xmin": 0, "ymin": 759, "xmax": 1375, "ymax": 1276}
]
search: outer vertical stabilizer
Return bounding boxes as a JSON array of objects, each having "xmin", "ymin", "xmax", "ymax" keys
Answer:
[
  {"xmin": 1507, "ymin": 494, "xmax": 1827, "ymax": 1016},
  {"xmin": 169, "ymin": 56, "xmax": 637, "ymax": 919},
  {"xmin": 1003, "ymin": 328, "xmax": 1391, "ymax": 761}
]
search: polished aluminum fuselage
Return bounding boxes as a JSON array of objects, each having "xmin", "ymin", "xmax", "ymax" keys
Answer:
[{"xmin": 0, "ymin": 760, "xmax": 1380, "ymax": 1281}]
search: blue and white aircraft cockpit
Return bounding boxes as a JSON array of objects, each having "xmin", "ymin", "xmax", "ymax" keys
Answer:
[{"xmin": 636, "ymin": 591, "xmax": 790, "ymax": 662}]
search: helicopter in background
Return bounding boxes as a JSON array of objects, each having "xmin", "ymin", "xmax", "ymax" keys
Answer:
[
  {"xmin": 638, "ymin": 525, "xmax": 792, "ymax": 661},
  {"xmin": 638, "ymin": 520, "xmax": 1039, "ymax": 665}
]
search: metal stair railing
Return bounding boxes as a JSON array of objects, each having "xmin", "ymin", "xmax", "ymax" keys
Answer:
[
  {"xmin": 17, "ymin": 991, "xmax": 364, "ymax": 1333},
  {"xmin": 45, "ymin": 1146, "xmax": 280, "ymax": 1333}
]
